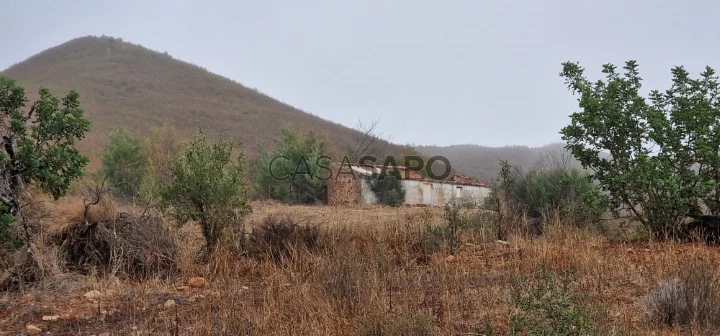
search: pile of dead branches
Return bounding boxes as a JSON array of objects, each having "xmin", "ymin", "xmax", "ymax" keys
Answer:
[{"xmin": 56, "ymin": 211, "xmax": 179, "ymax": 279}]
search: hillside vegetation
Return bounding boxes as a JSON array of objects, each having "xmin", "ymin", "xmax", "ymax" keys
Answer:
[
  {"xmin": 0, "ymin": 35, "xmax": 400, "ymax": 163},
  {"xmin": 1, "ymin": 35, "xmax": 573, "ymax": 181},
  {"xmin": 4, "ymin": 46, "xmax": 720, "ymax": 335},
  {"xmin": 418, "ymin": 142, "xmax": 584, "ymax": 183}
]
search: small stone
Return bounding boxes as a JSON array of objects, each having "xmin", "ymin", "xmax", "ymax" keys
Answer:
[
  {"xmin": 495, "ymin": 240, "xmax": 509, "ymax": 245},
  {"xmin": 241, "ymin": 286, "xmax": 250, "ymax": 291},
  {"xmin": 164, "ymin": 299, "xmax": 176, "ymax": 308},
  {"xmin": 188, "ymin": 277, "xmax": 206, "ymax": 288},
  {"xmin": 444, "ymin": 255, "xmax": 456, "ymax": 263},
  {"xmin": 176, "ymin": 285, "xmax": 191, "ymax": 291},
  {"xmin": 26, "ymin": 324, "xmax": 42, "ymax": 334},
  {"xmin": 84, "ymin": 290, "xmax": 102, "ymax": 300},
  {"xmin": 42, "ymin": 314, "xmax": 60, "ymax": 321}
]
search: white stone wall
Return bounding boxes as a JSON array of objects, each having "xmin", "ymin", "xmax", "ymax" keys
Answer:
[{"xmin": 358, "ymin": 178, "xmax": 491, "ymax": 207}]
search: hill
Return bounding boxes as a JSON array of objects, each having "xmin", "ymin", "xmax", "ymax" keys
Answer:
[
  {"xmin": 0, "ymin": 35, "xmax": 400, "ymax": 164},
  {"xmin": 1, "ymin": 35, "xmax": 582, "ymax": 181},
  {"xmin": 418, "ymin": 143, "xmax": 584, "ymax": 183}
]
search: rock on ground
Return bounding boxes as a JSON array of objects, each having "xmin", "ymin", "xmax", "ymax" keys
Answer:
[{"xmin": 188, "ymin": 277, "xmax": 206, "ymax": 288}]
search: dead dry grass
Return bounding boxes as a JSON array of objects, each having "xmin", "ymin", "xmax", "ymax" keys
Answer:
[{"xmin": 1, "ymin": 201, "xmax": 720, "ymax": 335}]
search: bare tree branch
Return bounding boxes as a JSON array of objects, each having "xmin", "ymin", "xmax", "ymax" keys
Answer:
[
  {"xmin": 83, "ymin": 177, "xmax": 110, "ymax": 229},
  {"xmin": 349, "ymin": 119, "xmax": 391, "ymax": 162}
]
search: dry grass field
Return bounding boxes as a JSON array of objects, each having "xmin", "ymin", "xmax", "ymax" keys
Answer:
[{"xmin": 1, "ymin": 199, "xmax": 720, "ymax": 335}]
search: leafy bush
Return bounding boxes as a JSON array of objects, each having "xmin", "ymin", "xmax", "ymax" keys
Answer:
[
  {"xmin": 0, "ymin": 76, "xmax": 92, "ymax": 219},
  {"xmin": 512, "ymin": 167, "xmax": 604, "ymax": 228},
  {"xmin": 254, "ymin": 128, "xmax": 330, "ymax": 204},
  {"xmin": 101, "ymin": 130, "xmax": 147, "ymax": 199},
  {"xmin": 370, "ymin": 174, "xmax": 406, "ymax": 207},
  {"xmin": 509, "ymin": 268, "xmax": 599, "ymax": 336},
  {"xmin": 486, "ymin": 160, "xmax": 604, "ymax": 232},
  {"xmin": 157, "ymin": 130, "xmax": 252, "ymax": 252},
  {"xmin": 560, "ymin": 61, "xmax": 720, "ymax": 237},
  {"xmin": 0, "ymin": 208, "xmax": 21, "ymax": 250}
]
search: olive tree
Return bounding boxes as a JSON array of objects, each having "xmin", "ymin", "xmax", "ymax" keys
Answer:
[
  {"xmin": 157, "ymin": 130, "xmax": 251, "ymax": 251},
  {"xmin": 560, "ymin": 61, "xmax": 720, "ymax": 237},
  {"xmin": 0, "ymin": 76, "xmax": 91, "ymax": 221}
]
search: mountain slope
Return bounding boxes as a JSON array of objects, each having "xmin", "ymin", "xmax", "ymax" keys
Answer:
[
  {"xmin": 1, "ymin": 35, "xmax": 580, "ymax": 181},
  {"xmin": 1, "ymin": 35, "xmax": 397, "ymax": 162},
  {"xmin": 418, "ymin": 143, "xmax": 584, "ymax": 183}
]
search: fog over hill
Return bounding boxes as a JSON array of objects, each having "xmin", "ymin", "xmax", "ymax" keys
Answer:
[{"xmin": 418, "ymin": 142, "xmax": 583, "ymax": 183}]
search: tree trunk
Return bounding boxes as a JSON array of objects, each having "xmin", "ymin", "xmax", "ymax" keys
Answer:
[{"xmin": 0, "ymin": 135, "xmax": 21, "ymax": 216}]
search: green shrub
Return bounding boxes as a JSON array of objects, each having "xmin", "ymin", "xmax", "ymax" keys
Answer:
[
  {"xmin": 370, "ymin": 174, "xmax": 406, "ymax": 207},
  {"xmin": 254, "ymin": 128, "xmax": 330, "ymax": 204},
  {"xmin": 0, "ymin": 76, "xmax": 92, "ymax": 218},
  {"xmin": 560, "ymin": 61, "xmax": 720, "ymax": 237},
  {"xmin": 0, "ymin": 208, "xmax": 21, "ymax": 250},
  {"xmin": 157, "ymin": 130, "xmax": 251, "ymax": 252},
  {"xmin": 486, "ymin": 160, "xmax": 604, "ymax": 230},
  {"xmin": 101, "ymin": 130, "xmax": 147, "ymax": 199},
  {"xmin": 512, "ymin": 167, "xmax": 604, "ymax": 227}
]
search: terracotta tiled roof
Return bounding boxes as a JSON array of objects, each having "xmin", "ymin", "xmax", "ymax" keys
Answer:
[
  {"xmin": 448, "ymin": 173, "xmax": 488, "ymax": 187},
  {"xmin": 330, "ymin": 163, "xmax": 488, "ymax": 187}
]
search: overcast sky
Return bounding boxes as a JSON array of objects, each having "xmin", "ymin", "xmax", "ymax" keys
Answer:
[{"xmin": 2, "ymin": 0, "xmax": 719, "ymax": 147}]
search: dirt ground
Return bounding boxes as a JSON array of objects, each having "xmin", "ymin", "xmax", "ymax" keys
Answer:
[{"xmin": 1, "ymin": 201, "xmax": 718, "ymax": 335}]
